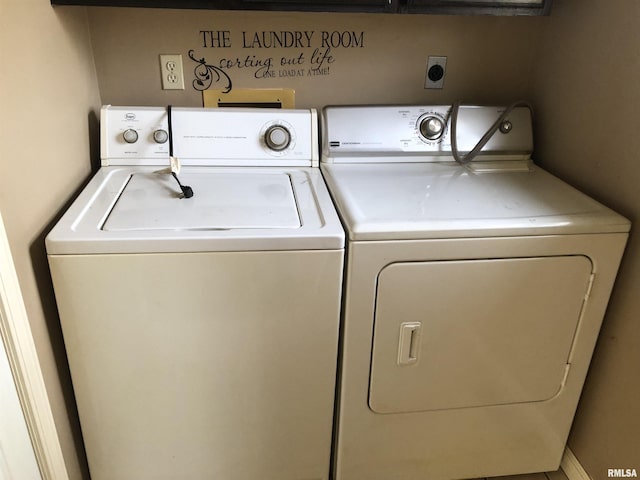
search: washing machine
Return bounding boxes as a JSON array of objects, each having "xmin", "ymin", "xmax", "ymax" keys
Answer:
[
  {"xmin": 320, "ymin": 105, "xmax": 630, "ymax": 480},
  {"xmin": 46, "ymin": 106, "xmax": 344, "ymax": 480}
]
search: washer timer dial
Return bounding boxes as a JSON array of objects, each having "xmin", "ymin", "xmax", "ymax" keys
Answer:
[{"xmin": 264, "ymin": 125, "xmax": 292, "ymax": 152}]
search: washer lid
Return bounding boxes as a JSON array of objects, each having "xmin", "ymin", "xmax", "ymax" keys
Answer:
[
  {"xmin": 45, "ymin": 166, "xmax": 344, "ymax": 254},
  {"xmin": 321, "ymin": 162, "xmax": 630, "ymax": 240},
  {"xmin": 103, "ymin": 172, "xmax": 300, "ymax": 231}
]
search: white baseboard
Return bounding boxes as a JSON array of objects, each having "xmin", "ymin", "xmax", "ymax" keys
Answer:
[{"xmin": 561, "ymin": 447, "xmax": 592, "ymax": 480}]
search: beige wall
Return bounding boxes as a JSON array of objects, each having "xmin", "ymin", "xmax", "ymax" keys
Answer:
[
  {"xmin": 0, "ymin": 1, "xmax": 101, "ymax": 478},
  {"xmin": 86, "ymin": 7, "xmax": 542, "ymax": 109},
  {"xmin": 87, "ymin": 5, "xmax": 640, "ymax": 478},
  {"xmin": 531, "ymin": 0, "xmax": 640, "ymax": 476},
  {"xmin": 2, "ymin": 1, "xmax": 638, "ymax": 479}
]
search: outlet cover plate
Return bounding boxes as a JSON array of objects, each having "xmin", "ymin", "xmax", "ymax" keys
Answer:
[
  {"xmin": 425, "ymin": 56, "xmax": 447, "ymax": 89},
  {"xmin": 160, "ymin": 54, "xmax": 185, "ymax": 90}
]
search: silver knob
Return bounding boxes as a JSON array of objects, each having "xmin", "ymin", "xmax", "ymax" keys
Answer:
[
  {"xmin": 123, "ymin": 129, "xmax": 139, "ymax": 144},
  {"xmin": 499, "ymin": 120, "xmax": 513, "ymax": 134},
  {"xmin": 265, "ymin": 126, "xmax": 291, "ymax": 151},
  {"xmin": 419, "ymin": 116, "xmax": 445, "ymax": 141},
  {"xmin": 153, "ymin": 129, "xmax": 169, "ymax": 144}
]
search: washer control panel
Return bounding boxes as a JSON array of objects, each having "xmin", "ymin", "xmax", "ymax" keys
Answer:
[
  {"xmin": 101, "ymin": 106, "xmax": 170, "ymax": 165},
  {"xmin": 101, "ymin": 106, "xmax": 318, "ymax": 166},
  {"xmin": 171, "ymin": 108, "xmax": 315, "ymax": 165},
  {"xmin": 322, "ymin": 105, "xmax": 533, "ymax": 163}
]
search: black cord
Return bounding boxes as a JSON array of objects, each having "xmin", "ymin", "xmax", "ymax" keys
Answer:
[
  {"xmin": 171, "ymin": 172, "xmax": 193, "ymax": 198},
  {"xmin": 451, "ymin": 100, "xmax": 532, "ymax": 165},
  {"xmin": 167, "ymin": 105, "xmax": 194, "ymax": 198},
  {"xmin": 168, "ymin": 104, "xmax": 174, "ymax": 157}
]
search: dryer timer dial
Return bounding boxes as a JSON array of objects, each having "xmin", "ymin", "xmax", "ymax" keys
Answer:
[{"xmin": 418, "ymin": 116, "xmax": 445, "ymax": 141}]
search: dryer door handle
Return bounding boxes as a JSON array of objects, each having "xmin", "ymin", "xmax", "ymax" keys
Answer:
[{"xmin": 397, "ymin": 322, "xmax": 422, "ymax": 366}]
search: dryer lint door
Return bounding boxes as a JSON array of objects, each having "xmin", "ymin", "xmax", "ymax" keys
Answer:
[{"xmin": 368, "ymin": 255, "xmax": 593, "ymax": 414}]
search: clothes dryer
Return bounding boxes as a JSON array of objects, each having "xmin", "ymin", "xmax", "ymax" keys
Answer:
[
  {"xmin": 46, "ymin": 106, "xmax": 344, "ymax": 480},
  {"xmin": 320, "ymin": 105, "xmax": 629, "ymax": 480}
]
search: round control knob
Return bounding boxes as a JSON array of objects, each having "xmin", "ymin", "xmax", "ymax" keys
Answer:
[
  {"xmin": 499, "ymin": 120, "xmax": 513, "ymax": 134},
  {"xmin": 122, "ymin": 129, "xmax": 139, "ymax": 144},
  {"xmin": 265, "ymin": 126, "xmax": 291, "ymax": 151},
  {"xmin": 419, "ymin": 116, "xmax": 445, "ymax": 141},
  {"xmin": 153, "ymin": 129, "xmax": 169, "ymax": 144}
]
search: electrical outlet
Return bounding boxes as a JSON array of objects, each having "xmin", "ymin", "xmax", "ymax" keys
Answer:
[
  {"xmin": 425, "ymin": 56, "xmax": 447, "ymax": 89},
  {"xmin": 160, "ymin": 54, "xmax": 185, "ymax": 90}
]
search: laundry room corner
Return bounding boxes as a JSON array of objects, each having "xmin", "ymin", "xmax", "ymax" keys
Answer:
[
  {"xmin": 529, "ymin": 0, "xmax": 640, "ymax": 477},
  {"xmin": 2, "ymin": 0, "xmax": 639, "ymax": 479},
  {"xmin": 0, "ymin": 1, "xmax": 102, "ymax": 479}
]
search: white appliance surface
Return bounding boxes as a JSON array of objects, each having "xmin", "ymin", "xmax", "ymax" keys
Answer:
[
  {"xmin": 46, "ymin": 106, "xmax": 343, "ymax": 254},
  {"xmin": 322, "ymin": 162, "xmax": 629, "ymax": 240},
  {"xmin": 46, "ymin": 106, "xmax": 344, "ymax": 480},
  {"xmin": 321, "ymin": 104, "xmax": 533, "ymax": 160},
  {"xmin": 104, "ymin": 171, "xmax": 301, "ymax": 230},
  {"xmin": 101, "ymin": 106, "xmax": 317, "ymax": 166},
  {"xmin": 321, "ymin": 104, "xmax": 630, "ymax": 480},
  {"xmin": 46, "ymin": 165, "xmax": 342, "ymax": 254},
  {"xmin": 170, "ymin": 107, "xmax": 315, "ymax": 164}
]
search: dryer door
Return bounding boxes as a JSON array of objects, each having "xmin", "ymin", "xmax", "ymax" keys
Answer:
[{"xmin": 368, "ymin": 255, "xmax": 593, "ymax": 414}]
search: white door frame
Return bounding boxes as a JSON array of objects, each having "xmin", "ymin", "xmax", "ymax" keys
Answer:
[{"xmin": 0, "ymin": 209, "xmax": 69, "ymax": 480}]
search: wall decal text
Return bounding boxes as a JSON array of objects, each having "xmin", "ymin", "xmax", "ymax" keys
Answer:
[{"xmin": 190, "ymin": 29, "xmax": 366, "ymax": 92}]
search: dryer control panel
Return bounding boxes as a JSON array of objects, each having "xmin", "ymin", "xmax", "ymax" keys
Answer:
[{"xmin": 321, "ymin": 105, "xmax": 533, "ymax": 163}]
